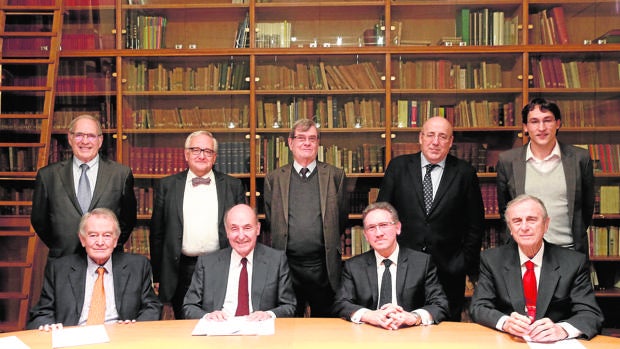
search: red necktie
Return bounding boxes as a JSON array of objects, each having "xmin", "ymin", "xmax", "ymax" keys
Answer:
[
  {"xmin": 523, "ymin": 260, "xmax": 537, "ymax": 319},
  {"xmin": 235, "ymin": 258, "xmax": 249, "ymax": 316}
]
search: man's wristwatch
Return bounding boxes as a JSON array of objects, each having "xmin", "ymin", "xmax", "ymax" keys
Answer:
[{"xmin": 411, "ymin": 312, "xmax": 421, "ymax": 326}]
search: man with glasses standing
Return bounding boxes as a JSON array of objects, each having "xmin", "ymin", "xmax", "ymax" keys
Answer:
[
  {"xmin": 377, "ymin": 116, "xmax": 485, "ymax": 321},
  {"xmin": 32, "ymin": 114, "xmax": 137, "ymax": 261},
  {"xmin": 150, "ymin": 130, "xmax": 245, "ymax": 319},
  {"xmin": 264, "ymin": 119, "xmax": 347, "ymax": 317},
  {"xmin": 333, "ymin": 202, "xmax": 448, "ymax": 329}
]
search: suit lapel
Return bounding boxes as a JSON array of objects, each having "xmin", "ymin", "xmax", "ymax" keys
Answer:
[
  {"xmin": 214, "ymin": 171, "xmax": 227, "ymax": 226},
  {"xmin": 537, "ymin": 244, "xmax": 561, "ymax": 317},
  {"xmin": 364, "ymin": 253, "xmax": 379, "ymax": 309},
  {"xmin": 91, "ymin": 159, "xmax": 111, "ymax": 209},
  {"xmin": 560, "ymin": 143, "xmax": 577, "ymax": 222},
  {"xmin": 431, "ymin": 155, "xmax": 458, "ymax": 214},
  {"xmin": 395, "ymin": 250, "xmax": 409, "ymax": 305},
  {"xmin": 409, "ymin": 154, "xmax": 425, "ymax": 211},
  {"xmin": 68, "ymin": 258, "xmax": 87, "ymax": 319},
  {"xmin": 277, "ymin": 165, "xmax": 292, "ymax": 225},
  {"xmin": 174, "ymin": 172, "xmax": 188, "ymax": 226},
  {"xmin": 214, "ymin": 249, "xmax": 232, "ymax": 309},
  {"xmin": 502, "ymin": 246, "xmax": 527, "ymax": 315},
  {"xmin": 61, "ymin": 159, "xmax": 82, "ymax": 213},
  {"xmin": 513, "ymin": 146, "xmax": 528, "ymax": 195},
  {"xmin": 112, "ymin": 254, "xmax": 130, "ymax": 315},
  {"xmin": 250, "ymin": 245, "xmax": 267, "ymax": 311},
  {"xmin": 317, "ymin": 163, "xmax": 328, "ymax": 218}
]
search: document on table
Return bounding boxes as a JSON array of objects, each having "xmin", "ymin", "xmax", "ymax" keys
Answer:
[
  {"xmin": 527, "ymin": 338, "xmax": 586, "ymax": 349},
  {"xmin": 0, "ymin": 336, "xmax": 30, "ymax": 349},
  {"xmin": 191, "ymin": 316, "xmax": 275, "ymax": 336},
  {"xmin": 51, "ymin": 325, "xmax": 110, "ymax": 348}
]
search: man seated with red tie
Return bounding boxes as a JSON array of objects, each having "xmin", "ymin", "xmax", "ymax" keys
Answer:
[
  {"xmin": 183, "ymin": 204, "xmax": 296, "ymax": 320},
  {"xmin": 27, "ymin": 208, "xmax": 162, "ymax": 330},
  {"xmin": 470, "ymin": 194, "xmax": 603, "ymax": 342}
]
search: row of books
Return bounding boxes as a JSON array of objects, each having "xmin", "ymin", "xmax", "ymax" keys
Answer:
[
  {"xmin": 124, "ymin": 106, "xmax": 249, "ymax": 129},
  {"xmin": 391, "ymin": 100, "xmax": 515, "ymax": 128},
  {"xmin": 124, "ymin": 226, "xmax": 150, "ymax": 259},
  {"xmin": 554, "ymin": 100, "xmax": 620, "ymax": 128},
  {"xmin": 124, "ymin": 60, "xmax": 249, "ymax": 92},
  {"xmin": 455, "ymin": 8, "xmax": 520, "ymax": 46},
  {"xmin": 54, "ymin": 107, "xmax": 116, "ymax": 130},
  {"xmin": 256, "ymin": 97, "xmax": 385, "ymax": 130},
  {"xmin": 394, "ymin": 60, "xmax": 505, "ymax": 90},
  {"xmin": 0, "ymin": 186, "xmax": 33, "ymax": 202},
  {"xmin": 125, "ymin": 12, "xmax": 167, "ymax": 49},
  {"xmin": 61, "ymin": 32, "xmax": 115, "ymax": 50},
  {"xmin": 588, "ymin": 225, "xmax": 620, "ymax": 257},
  {"xmin": 233, "ymin": 12, "xmax": 250, "ymax": 48},
  {"xmin": 319, "ymin": 144, "xmax": 385, "ymax": 175},
  {"xmin": 0, "ymin": 119, "xmax": 42, "ymax": 132},
  {"xmin": 595, "ymin": 185, "xmax": 620, "ymax": 215},
  {"xmin": 0, "ymin": 147, "xmax": 38, "ymax": 173},
  {"xmin": 529, "ymin": 58, "xmax": 620, "ymax": 89},
  {"xmin": 480, "ymin": 183, "xmax": 498, "ymax": 215},
  {"xmin": 529, "ymin": 7, "xmax": 568, "ymax": 45},
  {"xmin": 134, "ymin": 187, "xmax": 154, "ymax": 216},
  {"xmin": 578, "ymin": 144, "xmax": 620, "ymax": 173},
  {"xmin": 255, "ymin": 21, "xmax": 291, "ymax": 48},
  {"xmin": 128, "ymin": 147, "xmax": 186, "ymax": 175},
  {"xmin": 255, "ymin": 61, "xmax": 383, "ymax": 91},
  {"xmin": 213, "ymin": 142, "xmax": 251, "ymax": 175}
]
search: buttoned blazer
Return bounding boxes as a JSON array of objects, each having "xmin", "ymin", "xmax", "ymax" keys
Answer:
[
  {"xmin": 377, "ymin": 152, "xmax": 485, "ymax": 281},
  {"xmin": 263, "ymin": 162, "xmax": 347, "ymax": 291},
  {"xmin": 31, "ymin": 157, "xmax": 137, "ymax": 258},
  {"xmin": 27, "ymin": 252, "xmax": 162, "ymax": 329},
  {"xmin": 470, "ymin": 242, "xmax": 603, "ymax": 339},
  {"xmin": 182, "ymin": 243, "xmax": 297, "ymax": 319},
  {"xmin": 332, "ymin": 247, "xmax": 449, "ymax": 323},
  {"xmin": 496, "ymin": 142, "xmax": 594, "ymax": 253},
  {"xmin": 149, "ymin": 169, "xmax": 246, "ymax": 302}
]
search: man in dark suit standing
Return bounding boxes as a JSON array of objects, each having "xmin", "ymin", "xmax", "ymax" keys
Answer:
[
  {"xmin": 150, "ymin": 130, "xmax": 245, "ymax": 319},
  {"xmin": 183, "ymin": 204, "xmax": 296, "ymax": 320},
  {"xmin": 264, "ymin": 119, "xmax": 347, "ymax": 317},
  {"xmin": 497, "ymin": 98, "xmax": 594, "ymax": 254},
  {"xmin": 377, "ymin": 116, "xmax": 485, "ymax": 321},
  {"xmin": 27, "ymin": 208, "xmax": 161, "ymax": 330},
  {"xmin": 31, "ymin": 114, "xmax": 136, "ymax": 259},
  {"xmin": 470, "ymin": 195, "xmax": 603, "ymax": 342},
  {"xmin": 333, "ymin": 202, "xmax": 448, "ymax": 329}
]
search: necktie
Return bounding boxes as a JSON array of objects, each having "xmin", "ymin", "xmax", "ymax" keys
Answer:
[
  {"xmin": 423, "ymin": 164, "xmax": 438, "ymax": 215},
  {"xmin": 378, "ymin": 259, "xmax": 392, "ymax": 308},
  {"xmin": 192, "ymin": 177, "xmax": 211, "ymax": 186},
  {"xmin": 235, "ymin": 257, "xmax": 249, "ymax": 316},
  {"xmin": 87, "ymin": 267, "xmax": 106, "ymax": 325},
  {"xmin": 523, "ymin": 260, "xmax": 537, "ymax": 319},
  {"xmin": 77, "ymin": 163, "xmax": 91, "ymax": 214},
  {"xmin": 300, "ymin": 167, "xmax": 309, "ymax": 178}
]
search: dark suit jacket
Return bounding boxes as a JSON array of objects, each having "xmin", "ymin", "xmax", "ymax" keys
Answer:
[
  {"xmin": 31, "ymin": 157, "xmax": 137, "ymax": 258},
  {"xmin": 470, "ymin": 242, "xmax": 603, "ymax": 339},
  {"xmin": 377, "ymin": 152, "xmax": 485, "ymax": 284},
  {"xmin": 27, "ymin": 252, "xmax": 162, "ymax": 329},
  {"xmin": 149, "ymin": 169, "xmax": 246, "ymax": 302},
  {"xmin": 333, "ymin": 247, "xmax": 449, "ymax": 323},
  {"xmin": 182, "ymin": 243, "xmax": 297, "ymax": 318},
  {"xmin": 496, "ymin": 142, "xmax": 594, "ymax": 253},
  {"xmin": 264, "ymin": 162, "xmax": 347, "ymax": 291}
]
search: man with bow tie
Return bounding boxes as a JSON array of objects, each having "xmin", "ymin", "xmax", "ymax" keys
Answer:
[{"xmin": 150, "ymin": 130, "xmax": 246, "ymax": 319}]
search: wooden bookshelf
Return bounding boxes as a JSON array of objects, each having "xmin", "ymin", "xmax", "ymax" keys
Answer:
[{"xmin": 1, "ymin": 0, "xmax": 618, "ymax": 329}]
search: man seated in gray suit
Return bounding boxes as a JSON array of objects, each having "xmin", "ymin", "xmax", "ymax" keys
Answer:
[
  {"xmin": 333, "ymin": 202, "xmax": 449, "ymax": 330},
  {"xmin": 183, "ymin": 204, "xmax": 296, "ymax": 320},
  {"xmin": 470, "ymin": 194, "xmax": 603, "ymax": 342},
  {"xmin": 27, "ymin": 208, "xmax": 162, "ymax": 330}
]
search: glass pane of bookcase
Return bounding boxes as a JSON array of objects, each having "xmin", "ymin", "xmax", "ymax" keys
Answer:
[
  {"xmin": 255, "ymin": 3, "xmax": 385, "ymax": 48},
  {"xmin": 122, "ymin": 3, "xmax": 249, "ymax": 49},
  {"xmin": 0, "ymin": 268, "xmax": 25, "ymax": 293},
  {"xmin": 391, "ymin": 1, "xmax": 523, "ymax": 46},
  {"xmin": 0, "ymin": 236, "xmax": 29, "ymax": 263},
  {"xmin": 1, "ymin": 12, "xmax": 54, "ymax": 58},
  {"xmin": 63, "ymin": 2, "xmax": 116, "ymax": 50}
]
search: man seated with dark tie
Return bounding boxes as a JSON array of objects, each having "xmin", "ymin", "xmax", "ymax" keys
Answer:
[
  {"xmin": 333, "ymin": 202, "xmax": 449, "ymax": 330},
  {"xmin": 27, "ymin": 208, "xmax": 162, "ymax": 330},
  {"xmin": 470, "ymin": 194, "xmax": 603, "ymax": 342},
  {"xmin": 183, "ymin": 204, "xmax": 296, "ymax": 320}
]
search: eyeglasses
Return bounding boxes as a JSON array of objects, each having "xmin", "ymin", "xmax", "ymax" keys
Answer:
[
  {"xmin": 292, "ymin": 135, "xmax": 319, "ymax": 143},
  {"xmin": 70, "ymin": 132, "xmax": 101, "ymax": 142},
  {"xmin": 421, "ymin": 132, "xmax": 451, "ymax": 143},
  {"xmin": 365, "ymin": 221, "xmax": 396, "ymax": 233},
  {"xmin": 187, "ymin": 147, "xmax": 216, "ymax": 157}
]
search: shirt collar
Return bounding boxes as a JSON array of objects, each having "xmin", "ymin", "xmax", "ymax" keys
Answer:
[
  {"xmin": 293, "ymin": 160, "xmax": 317, "ymax": 176},
  {"xmin": 73, "ymin": 154, "xmax": 99, "ymax": 169},
  {"xmin": 420, "ymin": 154, "xmax": 446, "ymax": 169},
  {"xmin": 374, "ymin": 244, "xmax": 400, "ymax": 268},
  {"xmin": 518, "ymin": 242, "xmax": 545, "ymax": 267},
  {"xmin": 187, "ymin": 169, "xmax": 214, "ymax": 183},
  {"xmin": 87, "ymin": 253, "xmax": 113, "ymax": 272},
  {"xmin": 526, "ymin": 141, "xmax": 561, "ymax": 162},
  {"xmin": 231, "ymin": 248, "xmax": 254, "ymax": 266}
]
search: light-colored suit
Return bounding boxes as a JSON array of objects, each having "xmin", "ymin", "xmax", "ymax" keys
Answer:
[
  {"xmin": 27, "ymin": 252, "xmax": 162, "ymax": 329},
  {"xmin": 496, "ymin": 142, "xmax": 594, "ymax": 254},
  {"xmin": 333, "ymin": 247, "xmax": 449, "ymax": 323},
  {"xmin": 182, "ymin": 243, "xmax": 296, "ymax": 318},
  {"xmin": 263, "ymin": 162, "xmax": 347, "ymax": 292},
  {"xmin": 470, "ymin": 242, "xmax": 603, "ymax": 339},
  {"xmin": 31, "ymin": 157, "xmax": 136, "ymax": 258}
]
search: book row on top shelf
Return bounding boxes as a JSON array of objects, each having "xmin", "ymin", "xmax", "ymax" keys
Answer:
[{"xmin": 47, "ymin": 0, "xmax": 620, "ymax": 51}]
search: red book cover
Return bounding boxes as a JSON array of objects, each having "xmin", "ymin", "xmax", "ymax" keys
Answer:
[{"xmin": 549, "ymin": 7, "xmax": 569, "ymax": 44}]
